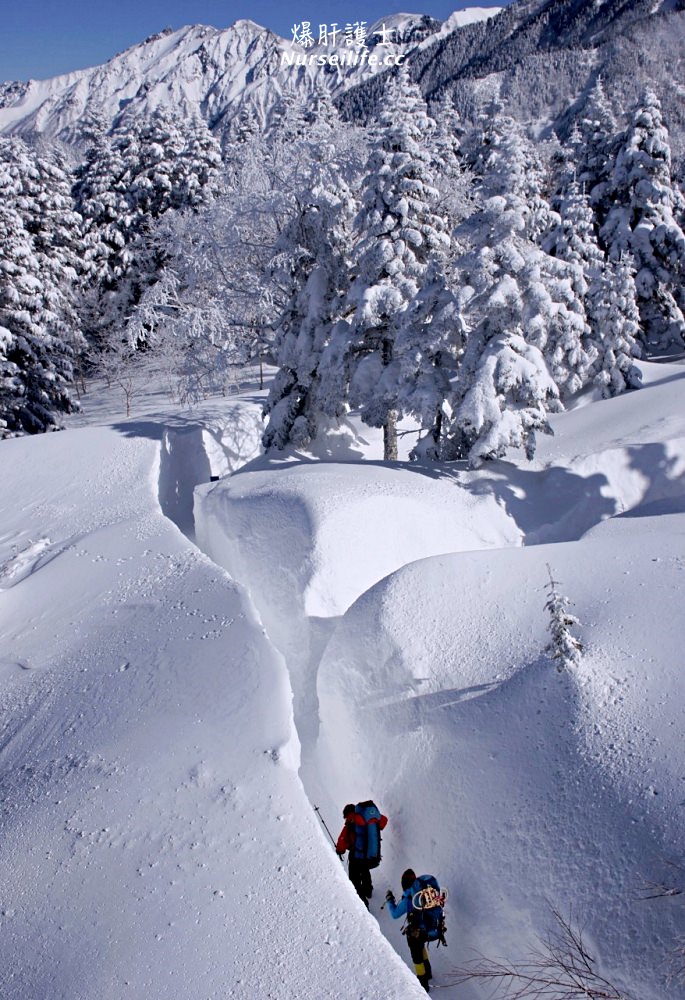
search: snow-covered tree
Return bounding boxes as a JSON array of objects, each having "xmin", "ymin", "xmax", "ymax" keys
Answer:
[
  {"xmin": 601, "ymin": 90, "xmax": 685, "ymax": 351},
  {"xmin": 0, "ymin": 137, "xmax": 84, "ymax": 336},
  {"xmin": 445, "ymin": 260, "xmax": 558, "ymax": 467},
  {"xmin": 574, "ymin": 77, "xmax": 620, "ymax": 225},
  {"xmin": 126, "ymin": 108, "xmax": 363, "ymax": 407},
  {"xmin": 544, "ymin": 566, "xmax": 583, "ymax": 672},
  {"xmin": 267, "ymin": 87, "xmax": 311, "ymax": 142},
  {"xmin": 306, "ymin": 84, "xmax": 341, "ymax": 134},
  {"xmin": 330, "ymin": 67, "xmax": 450, "ymax": 460},
  {"xmin": 445, "ymin": 115, "xmax": 573, "ymax": 466},
  {"xmin": 223, "ymin": 105, "xmax": 261, "ymax": 182},
  {"xmin": 262, "ymin": 176, "xmax": 356, "ymax": 450},
  {"xmin": 122, "ymin": 191, "xmax": 269, "ymax": 399},
  {"xmin": 0, "ymin": 199, "xmax": 78, "ymax": 435},
  {"xmin": 499, "ymin": 122, "xmax": 597, "ymax": 401},
  {"xmin": 590, "ymin": 256, "xmax": 643, "ymax": 397},
  {"xmin": 429, "ymin": 92, "xmax": 463, "ymax": 176},
  {"xmin": 394, "ymin": 258, "xmax": 463, "ymax": 460},
  {"xmin": 546, "ymin": 181, "xmax": 642, "ymax": 397},
  {"xmin": 427, "ymin": 92, "xmax": 473, "ymax": 228},
  {"xmin": 545, "ymin": 182, "xmax": 603, "ymax": 273},
  {"xmin": 73, "ymin": 127, "xmax": 133, "ymax": 347},
  {"xmin": 0, "ymin": 139, "xmax": 84, "ymax": 435},
  {"xmin": 74, "ymin": 111, "xmax": 222, "ymax": 350}
]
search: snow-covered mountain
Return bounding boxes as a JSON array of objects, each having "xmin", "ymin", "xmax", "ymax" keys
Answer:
[
  {"xmin": 4, "ymin": 0, "xmax": 683, "ymax": 155},
  {"xmin": 0, "ymin": 9, "xmax": 501, "ymax": 141},
  {"xmin": 340, "ymin": 0, "xmax": 685, "ymax": 160},
  {"xmin": 0, "ymin": 22, "xmax": 285, "ymax": 139}
]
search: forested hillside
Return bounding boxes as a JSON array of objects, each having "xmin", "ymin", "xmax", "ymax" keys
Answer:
[{"xmin": 1, "ymin": 0, "xmax": 684, "ymax": 461}]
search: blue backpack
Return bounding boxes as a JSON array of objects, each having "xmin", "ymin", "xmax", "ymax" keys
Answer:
[
  {"xmin": 411, "ymin": 874, "xmax": 447, "ymax": 945},
  {"xmin": 352, "ymin": 800, "xmax": 383, "ymax": 868}
]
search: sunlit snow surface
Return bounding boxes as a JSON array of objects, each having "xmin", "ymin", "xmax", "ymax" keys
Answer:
[{"xmin": 1, "ymin": 360, "xmax": 685, "ymax": 998}]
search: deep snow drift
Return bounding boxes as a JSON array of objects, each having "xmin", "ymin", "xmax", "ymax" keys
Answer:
[
  {"xmin": 1, "ymin": 359, "xmax": 685, "ymax": 999},
  {"xmin": 0, "ymin": 406, "xmax": 423, "ymax": 999}
]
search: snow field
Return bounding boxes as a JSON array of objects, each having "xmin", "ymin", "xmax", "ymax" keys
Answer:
[
  {"xmin": 1, "ymin": 358, "xmax": 685, "ymax": 998},
  {"xmin": 192, "ymin": 359, "xmax": 685, "ymax": 998},
  {"xmin": 0, "ymin": 423, "xmax": 424, "ymax": 999},
  {"xmin": 315, "ymin": 540, "xmax": 685, "ymax": 998}
]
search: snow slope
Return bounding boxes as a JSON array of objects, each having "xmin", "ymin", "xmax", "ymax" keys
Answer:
[
  {"xmin": 193, "ymin": 359, "xmax": 685, "ymax": 997},
  {"xmin": 0, "ymin": 412, "xmax": 424, "ymax": 998},
  {"xmin": 1, "ymin": 358, "xmax": 685, "ymax": 998},
  {"xmin": 0, "ymin": 22, "xmax": 287, "ymax": 139},
  {"xmin": 436, "ymin": 6, "xmax": 503, "ymax": 35}
]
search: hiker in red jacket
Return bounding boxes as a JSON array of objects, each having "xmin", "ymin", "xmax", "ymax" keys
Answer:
[{"xmin": 336, "ymin": 801, "xmax": 388, "ymax": 908}]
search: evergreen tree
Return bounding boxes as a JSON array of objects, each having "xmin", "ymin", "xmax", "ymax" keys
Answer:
[
  {"xmin": 74, "ymin": 125, "xmax": 144, "ymax": 347},
  {"xmin": 232, "ymin": 104, "xmax": 261, "ymax": 144},
  {"xmin": 262, "ymin": 176, "xmax": 356, "ymax": 450},
  {"xmin": 465, "ymin": 106, "xmax": 555, "ymax": 241},
  {"xmin": 445, "ymin": 114, "xmax": 577, "ymax": 466},
  {"xmin": 591, "ymin": 256, "xmax": 643, "ymax": 397},
  {"xmin": 223, "ymin": 105, "xmax": 261, "ymax": 180},
  {"xmin": 489, "ymin": 120, "xmax": 595, "ymax": 402},
  {"xmin": 545, "ymin": 565, "xmax": 583, "ymax": 672},
  {"xmin": 395, "ymin": 258, "xmax": 464, "ymax": 459},
  {"xmin": 306, "ymin": 84, "xmax": 341, "ymax": 134},
  {"xmin": 0, "ymin": 139, "xmax": 84, "ymax": 435},
  {"xmin": 267, "ymin": 88, "xmax": 311, "ymax": 142},
  {"xmin": 331, "ymin": 67, "xmax": 449, "ymax": 460},
  {"xmin": 524, "ymin": 253, "xmax": 594, "ymax": 402},
  {"xmin": 428, "ymin": 92, "xmax": 474, "ymax": 232},
  {"xmin": 547, "ymin": 125, "xmax": 581, "ymax": 209},
  {"xmin": 0, "ymin": 137, "xmax": 85, "ymax": 350},
  {"xmin": 445, "ymin": 247, "xmax": 558, "ymax": 467},
  {"xmin": 0, "ymin": 198, "xmax": 78, "ymax": 435},
  {"xmin": 74, "ymin": 111, "xmax": 221, "ymax": 350},
  {"xmin": 545, "ymin": 182, "xmax": 604, "ymax": 275},
  {"xmin": 574, "ymin": 77, "xmax": 620, "ymax": 227},
  {"xmin": 546, "ymin": 181, "xmax": 641, "ymax": 397},
  {"xmin": 429, "ymin": 92, "xmax": 463, "ymax": 178},
  {"xmin": 601, "ymin": 90, "xmax": 685, "ymax": 351}
]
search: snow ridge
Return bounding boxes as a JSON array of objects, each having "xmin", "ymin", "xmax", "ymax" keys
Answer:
[{"xmin": 0, "ymin": 9, "xmax": 500, "ymax": 140}]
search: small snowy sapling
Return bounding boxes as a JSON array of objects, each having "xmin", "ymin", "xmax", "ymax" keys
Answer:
[{"xmin": 544, "ymin": 564, "xmax": 583, "ymax": 671}]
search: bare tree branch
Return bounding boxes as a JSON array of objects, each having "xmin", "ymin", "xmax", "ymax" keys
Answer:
[
  {"xmin": 448, "ymin": 909, "xmax": 635, "ymax": 1000},
  {"xmin": 635, "ymin": 858, "xmax": 685, "ymax": 901}
]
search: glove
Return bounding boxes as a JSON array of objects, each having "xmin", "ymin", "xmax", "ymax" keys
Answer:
[
  {"xmin": 385, "ymin": 889, "xmax": 395, "ymax": 904},
  {"xmin": 336, "ymin": 850, "xmax": 344, "ymax": 858}
]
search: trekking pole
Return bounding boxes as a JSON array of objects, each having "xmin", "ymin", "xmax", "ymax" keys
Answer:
[{"xmin": 314, "ymin": 805, "xmax": 344, "ymax": 864}]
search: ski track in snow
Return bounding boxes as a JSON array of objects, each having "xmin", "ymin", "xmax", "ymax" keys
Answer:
[{"xmin": 1, "ymin": 362, "xmax": 685, "ymax": 998}]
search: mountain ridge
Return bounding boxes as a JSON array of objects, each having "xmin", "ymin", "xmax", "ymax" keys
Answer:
[
  {"xmin": 1, "ymin": 1, "xmax": 683, "ymax": 165},
  {"xmin": 0, "ymin": 8, "xmax": 501, "ymax": 141},
  {"xmin": 338, "ymin": 0, "xmax": 685, "ymax": 162}
]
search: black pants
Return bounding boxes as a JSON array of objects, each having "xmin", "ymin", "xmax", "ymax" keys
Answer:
[
  {"xmin": 348, "ymin": 857, "xmax": 373, "ymax": 906},
  {"xmin": 406, "ymin": 924, "xmax": 433, "ymax": 992}
]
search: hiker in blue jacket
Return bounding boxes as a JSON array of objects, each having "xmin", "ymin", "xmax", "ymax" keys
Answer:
[{"xmin": 385, "ymin": 868, "xmax": 433, "ymax": 992}]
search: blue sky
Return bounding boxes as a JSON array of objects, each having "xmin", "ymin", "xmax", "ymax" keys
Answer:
[{"xmin": 0, "ymin": 1, "xmax": 507, "ymax": 82}]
